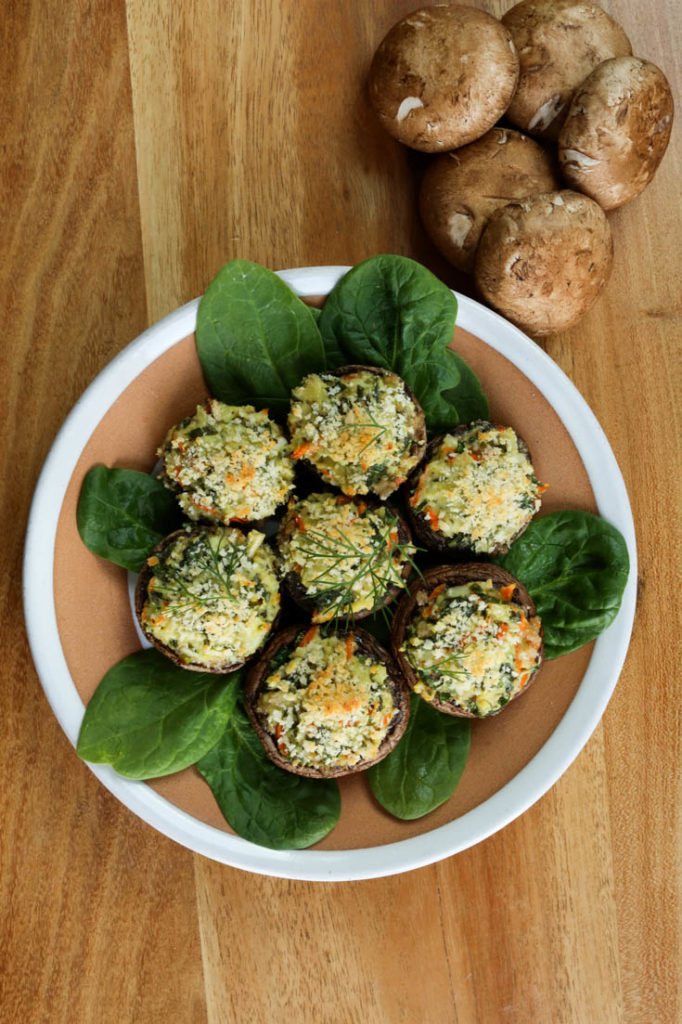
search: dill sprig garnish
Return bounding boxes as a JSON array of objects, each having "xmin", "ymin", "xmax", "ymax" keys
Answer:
[
  {"xmin": 296, "ymin": 514, "xmax": 421, "ymax": 625},
  {"xmin": 341, "ymin": 408, "xmax": 388, "ymax": 456},
  {"xmin": 149, "ymin": 531, "xmax": 243, "ymax": 611}
]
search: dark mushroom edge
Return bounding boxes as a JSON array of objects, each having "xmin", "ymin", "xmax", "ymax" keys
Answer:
[
  {"xmin": 244, "ymin": 624, "xmax": 411, "ymax": 778},
  {"xmin": 288, "ymin": 364, "xmax": 427, "ymax": 499},
  {"xmin": 135, "ymin": 526, "xmax": 280, "ymax": 674},
  {"xmin": 405, "ymin": 421, "xmax": 542, "ymax": 558},
  {"xmin": 391, "ymin": 563, "xmax": 545, "ymax": 718},
  {"xmin": 276, "ymin": 493, "xmax": 415, "ymax": 623}
]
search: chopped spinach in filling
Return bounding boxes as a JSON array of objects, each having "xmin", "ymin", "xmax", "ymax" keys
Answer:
[
  {"xmin": 409, "ymin": 422, "xmax": 543, "ymax": 552},
  {"xmin": 288, "ymin": 370, "xmax": 424, "ymax": 497},
  {"xmin": 256, "ymin": 631, "xmax": 398, "ymax": 769},
  {"xmin": 140, "ymin": 527, "xmax": 280, "ymax": 669},
  {"xmin": 278, "ymin": 493, "xmax": 415, "ymax": 622},
  {"xmin": 402, "ymin": 580, "xmax": 542, "ymax": 717},
  {"xmin": 160, "ymin": 400, "xmax": 294, "ymax": 523}
]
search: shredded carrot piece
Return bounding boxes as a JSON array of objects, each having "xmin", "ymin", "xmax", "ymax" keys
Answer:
[
  {"xmin": 495, "ymin": 623, "xmax": 509, "ymax": 640},
  {"xmin": 292, "ymin": 442, "xmax": 318, "ymax": 460},
  {"xmin": 469, "ymin": 451, "xmax": 482, "ymax": 462},
  {"xmin": 294, "ymin": 513, "xmax": 306, "ymax": 533},
  {"xmin": 424, "ymin": 506, "xmax": 439, "ymax": 531},
  {"xmin": 538, "ymin": 482, "xmax": 550, "ymax": 494},
  {"xmin": 500, "ymin": 583, "xmax": 516, "ymax": 602},
  {"xmin": 519, "ymin": 673, "xmax": 530, "ymax": 688},
  {"xmin": 519, "ymin": 611, "xmax": 528, "ymax": 632},
  {"xmin": 345, "ymin": 634, "xmax": 354, "ymax": 661},
  {"xmin": 300, "ymin": 626, "xmax": 318, "ymax": 646},
  {"xmin": 422, "ymin": 583, "xmax": 445, "ymax": 618},
  {"xmin": 146, "ymin": 556, "xmax": 159, "ymax": 567},
  {"xmin": 356, "ymin": 501, "xmax": 367, "ymax": 516}
]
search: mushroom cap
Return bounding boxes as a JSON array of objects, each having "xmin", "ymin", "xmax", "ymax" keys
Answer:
[
  {"xmin": 391, "ymin": 563, "xmax": 544, "ymax": 718},
  {"xmin": 474, "ymin": 189, "xmax": 613, "ymax": 337},
  {"xmin": 244, "ymin": 625, "xmax": 411, "ymax": 778},
  {"xmin": 558, "ymin": 57, "xmax": 674, "ymax": 210},
  {"xmin": 289, "ymin": 364, "xmax": 427, "ymax": 499},
  {"xmin": 419, "ymin": 128, "xmax": 561, "ymax": 273},
  {"xmin": 277, "ymin": 496, "xmax": 414, "ymax": 622},
  {"xmin": 405, "ymin": 423, "xmax": 539, "ymax": 557},
  {"xmin": 368, "ymin": 5, "xmax": 519, "ymax": 152},
  {"xmin": 135, "ymin": 528, "xmax": 280, "ymax": 674},
  {"xmin": 502, "ymin": 0, "xmax": 632, "ymax": 140}
]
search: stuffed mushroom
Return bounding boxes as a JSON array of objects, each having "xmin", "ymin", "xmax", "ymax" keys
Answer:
[
  {"xmin": 244, "ymin": 625, "xmax": 411, "ymax": 777},
  {"xmin": 288, "ymin": 365, "xmax": 426, "ymax": 498},
  {"xmin": 392, "ymin": 564, "xmax": 544, "ymax": 718},
  {"xmin": 407, "ymin": 422, "xmax": 544, "ymax": 556},
  {"xmin": 277, "ymin": 492, "xmax": 415, "ymax": 623},
  {"xmin": 136, "ymin": 526, "xmax": 280, "ymax": 672},
  {"xmin": 158, "ymin": 399, "xmax": 295, "ymax": 523}
]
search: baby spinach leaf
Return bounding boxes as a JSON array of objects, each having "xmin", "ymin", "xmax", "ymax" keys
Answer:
[
  {"xmin": 368, "ymin": 696, "xmax": 470, "ymax": 820},
  {"xmin": 197, "ymin": 686, "xmax": 341, "ymax": 850},
  {"xmin": 195, "ymin": 259, "xmax": 328, "ymax": 420},
  {"xmin": 77, "ymin": 465, "xmax": 181, "ymax": 572},
  {"xmin": 499, "ymin": 510, "xmax": 630, "ymax": 659},
  {"xmin": 77, "ymin": 650, "xmax": 237, "ymax": 779},
  {"xmin": 317, "ymin": 255, "xmax": 488, "ymax": 432}
]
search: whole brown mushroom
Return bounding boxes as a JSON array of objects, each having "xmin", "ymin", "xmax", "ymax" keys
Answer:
[
  {"xmin": 419, "ymin": 128, "xmax": 561, "ymax": 273},
  {"xmin": 558, "ymin": 57, "xmax": 674, "ymax": 210},
  {"xmin": 502, "ymin": 0, "xmax": 632, "ymax": 140},
  {"xmin": 368, "ymin": 5, "xmax": 519, "ymax": 152},
  {"xmin": 474, "ymin": 190, "xmax": 613, "ymax": 336}
]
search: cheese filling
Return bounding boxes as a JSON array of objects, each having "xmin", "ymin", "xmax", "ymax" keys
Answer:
[
  {"xmin": 160, "ymin": 400, "xmax": 294, "ymax": 523},
  {"xmin": 256, "ymin": 631, "xmax": 398, "ymax": 769},
  {"xmin": 288, "ymin": 370, "xmax": 424, "ymax": 497},
  {"xmin": 140, "ymin": 527, "xmax": 280, "ymax": 668},
  {"xmin": 410, "ymin": 423, "xmax": 542, "ymax": 552},
  {"xmin": 278, "ymin": 493, "xmax": 414, "ymax": 622},
  {"xmin": 403, "ymin": 580, "xmax": 542, "ymax": 717}
]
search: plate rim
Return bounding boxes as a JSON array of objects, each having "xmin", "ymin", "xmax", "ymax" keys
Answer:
[{"xmin": 23, "ymin": 265, "xmax": 637, "ymax": 881}]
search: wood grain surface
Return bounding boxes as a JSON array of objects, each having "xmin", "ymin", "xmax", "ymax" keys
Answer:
[{"xmin": 2, "ymin": 1, "xmax": 680, "ymax": 1021}]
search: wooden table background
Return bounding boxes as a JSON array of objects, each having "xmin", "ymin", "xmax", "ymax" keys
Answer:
[{"xmin": 3, "ymin": 1, "xmax": 680, "ymax": 1021}]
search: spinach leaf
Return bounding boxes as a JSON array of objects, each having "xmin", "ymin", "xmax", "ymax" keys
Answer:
[
  {"xmin": 195, "ymin": 259, "xmax": 328, "ymax": 420},
  {"xmin": 368, "ymin": 695, "xmax": 470, "ymax": 820},
  {"xmin": 77, "ymin": 465, "xmax": 181, "ymax": 572},
  {"xmin": 499, "ymin": 511, "xmax": 630, "ymax": 659},
  {"xmin": 318, "ymin": 255, "xmax": 488, "ymax": 432},
  {"xmin": 197, "ymin": 686, "xmax": 341, "ymax": 849},
  {"xmin": 77, "ymin": 650, "xmax": 236, "ymax": 779}
]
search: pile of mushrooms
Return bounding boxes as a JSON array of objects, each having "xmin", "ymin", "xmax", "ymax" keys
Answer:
[{"xmin": 368, "ymin": 1, "xmax": 674, "ymax": 337}]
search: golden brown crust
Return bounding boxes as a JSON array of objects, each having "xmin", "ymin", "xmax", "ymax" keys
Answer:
[
  {"xmin": 244, "ymin": 625, "xmax": 411, "ymax": 777},
  {"xmin": 292, "ymin": 364, "xmax": 427, "ymax": 498},
  {"xmin": 135, "ymin": 528, "xmax": 278, "ymax": 674},
  {"xmin": 418, "ymin": 129, "xmax": 561, "ymax": 273},
  {"xmin": 558, "ymin": 57, "xmax": 674, "ymax": 210},
  {"xmin": 390, "ymin": 564, "xmax": 544, "ymax": 718},
  {"xmin": 474, "ymin": 190, "xmax": 613, "ymax": 336},
  {"xmin": 277, "ymin": 496, "xmax": 413, "ymax": 621},
  {"xmin": 502, "ymin": 0, "xmax": 632, "ymax": 140},
  {"xmin": 405, "ymin": 423, "xmax": 537, "ymax": 557},
  {"xmin": 368, "ymin": 5, "xmax": 519, "ymax": 152}
]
